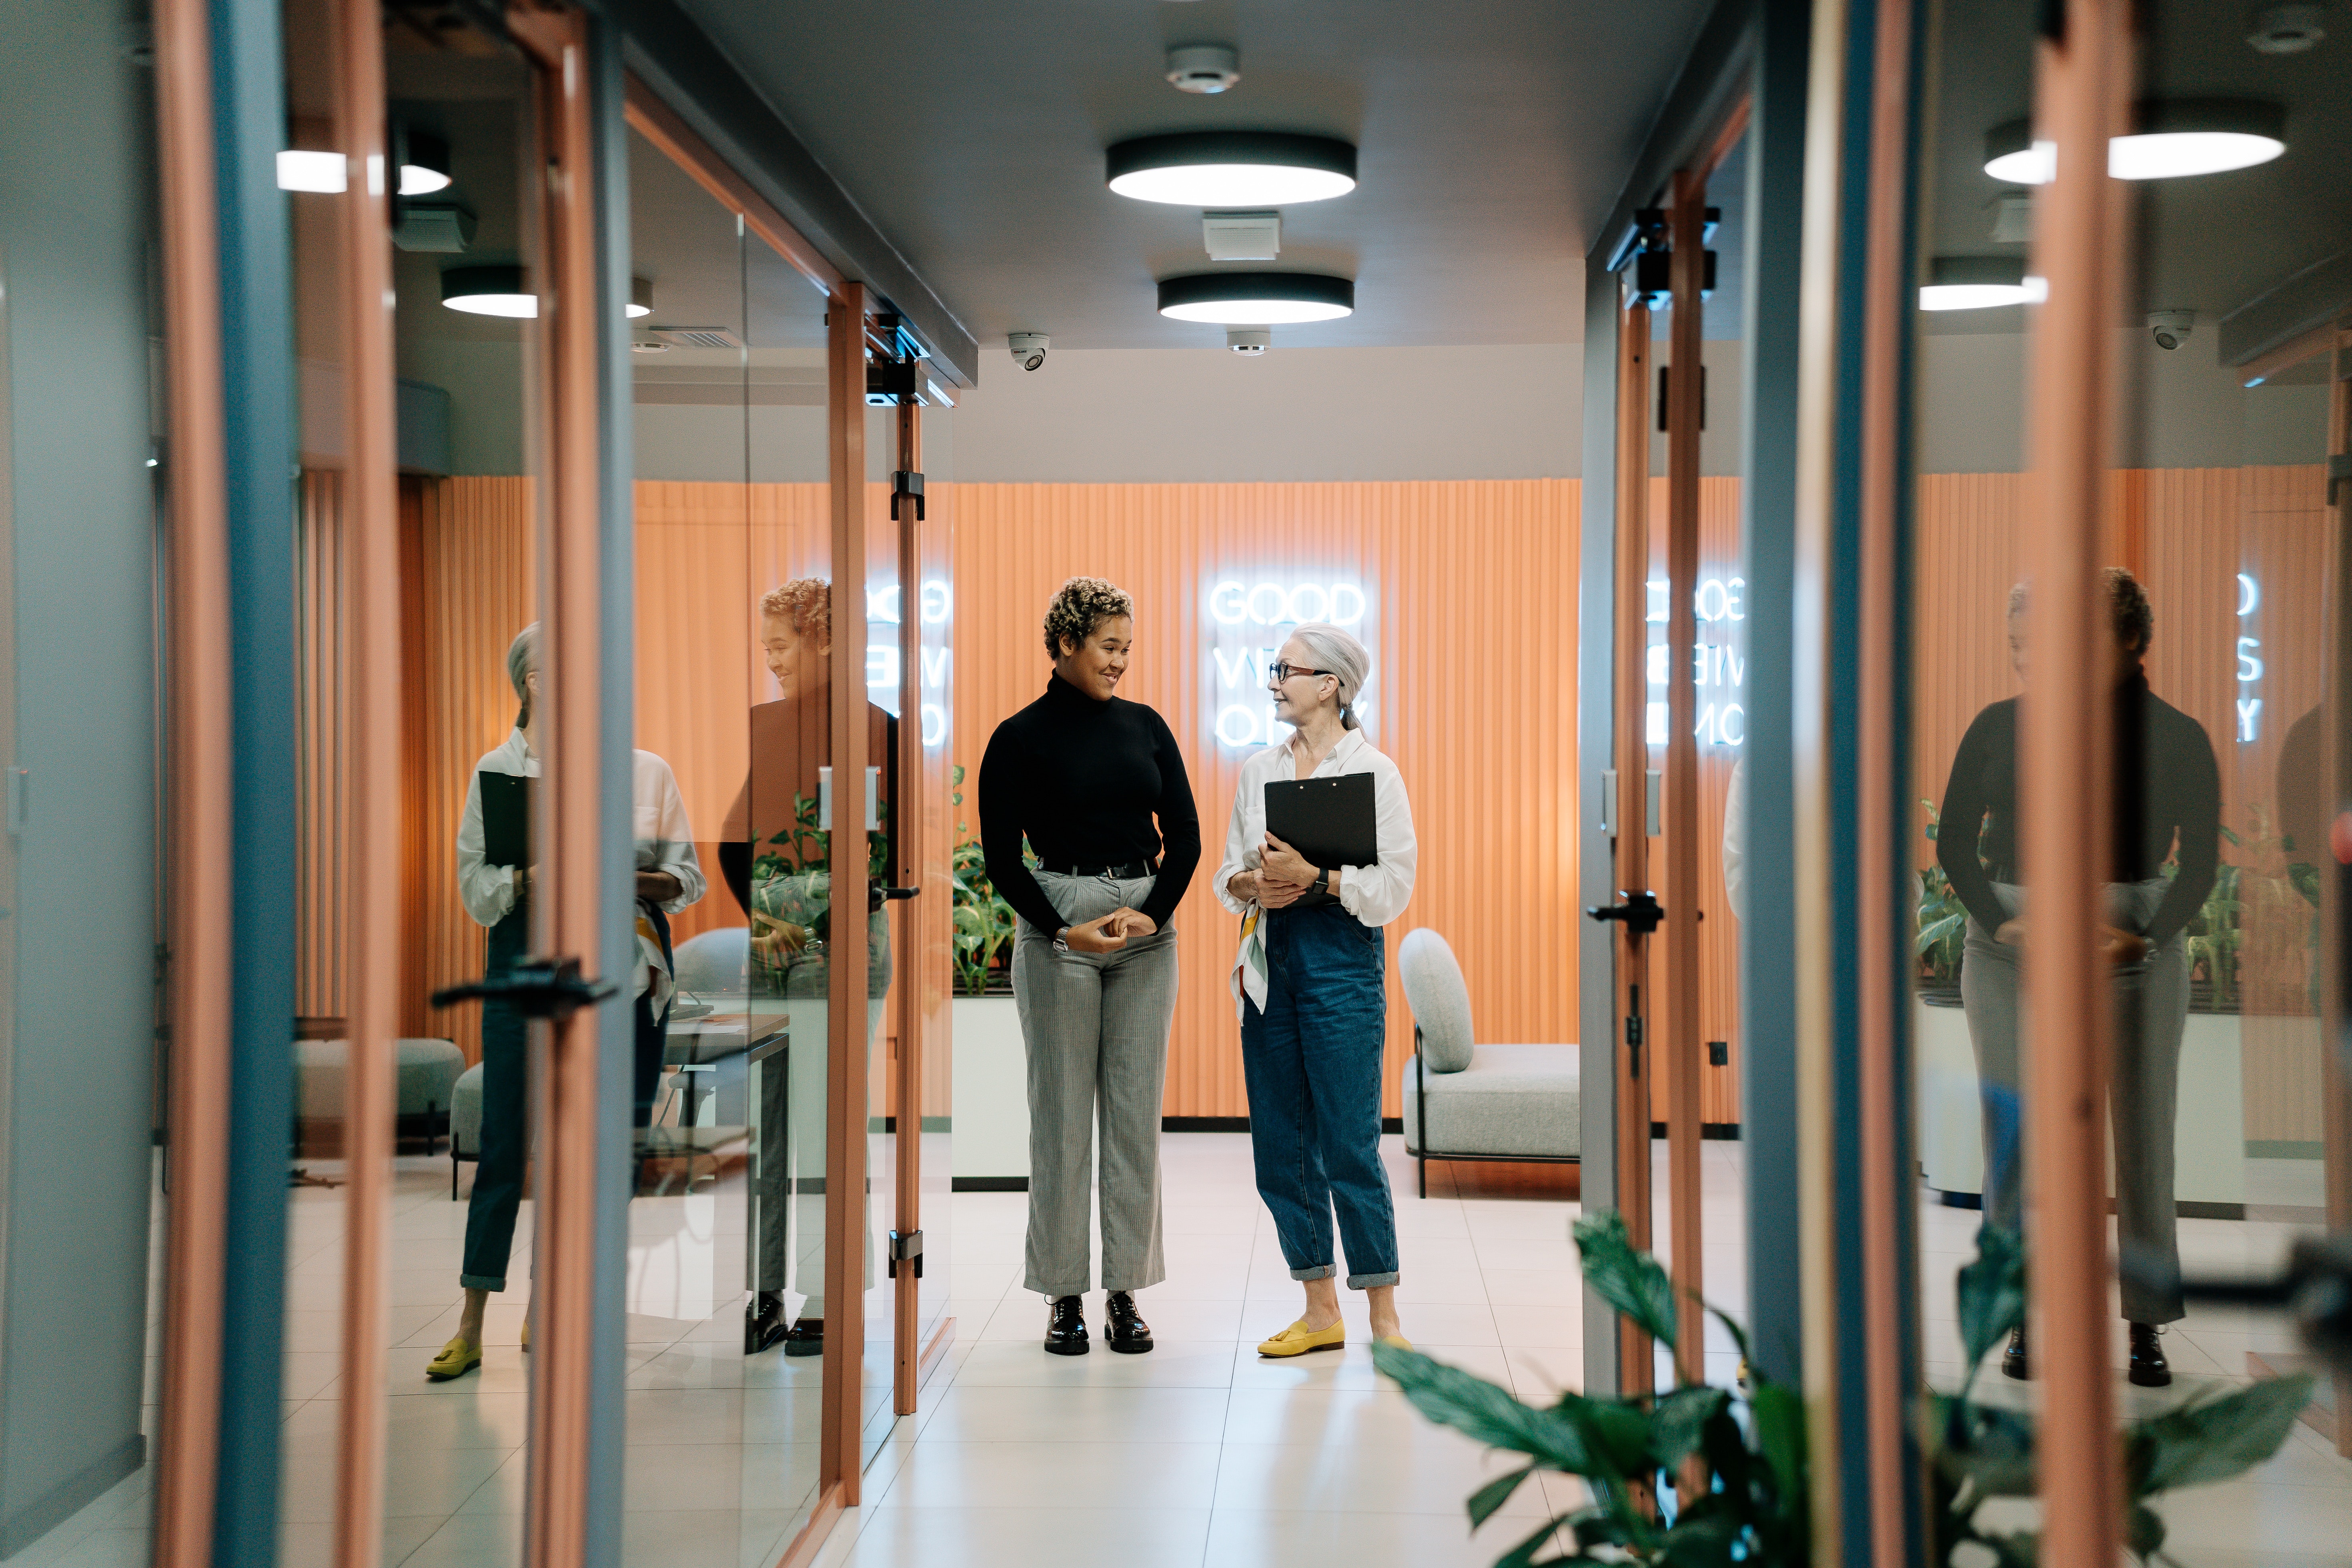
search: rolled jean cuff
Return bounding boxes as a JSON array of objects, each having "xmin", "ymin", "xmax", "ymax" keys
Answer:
[
  {"xmin": 1347, "ymin": 1271, "xmax": 1400, "ymax": 1290},
  {"xmin": 1289, "ymin": 1263, "xmax": 1338, "ymax": 1282},
  {"xmin": 459, "ymin": 1273, "xmax": 507, "ymax": 1292}
]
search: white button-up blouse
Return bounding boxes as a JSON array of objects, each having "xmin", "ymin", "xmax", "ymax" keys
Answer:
[
  {"xmin": 455, "ymin": 729, "xmax": 706, "ymax": 929},
  {"xmin": 1212, "ymin": 728, "xmax": 1418, "ymax": 929}
]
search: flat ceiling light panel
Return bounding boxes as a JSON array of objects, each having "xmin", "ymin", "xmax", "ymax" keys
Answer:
[
  {"xmin": 441, "ymin": 264, "xmax": 535, "ymax": 318},
  {"xmin": 1919, "ymin": 255, "xmax": 2041, "ymax": 311},
  {"xmin": 1982, "ymin": 100, "xmax": 2285, "ymax": 184},
  {"xmin": 1108, "ymin": 132, "xmax": 1356, "ymax": 206},
  {"xmin": 276, "ymin": 150, "xmax": 347, "ymax": 192},
  {"xmin": 1157, "ymin": 271, "xmax": 1353, "ymax": 324}
]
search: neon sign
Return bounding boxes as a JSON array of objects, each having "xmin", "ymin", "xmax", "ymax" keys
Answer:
[
  {"xmin": 865, "ymin": 578, "xmax": 952, "ymax": 746},
  {"xmin": 1645, "ymin": 575, "xmax": 1746, "ymax": 747},
  {"xmin": 2236, "ymin": 572, "xmax": 2261, "ymax": 744},
  {"xmin": 1205, "ymin": 577, "xmax": 1373, "ymax": 748}
]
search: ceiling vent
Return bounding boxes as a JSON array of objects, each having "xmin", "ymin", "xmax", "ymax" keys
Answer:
[
  {"xmin": 393, "ymin": 203, "xmax": 476, "ymax": 254},
  {"xmin": 649, "ymin": 326, "xmax": 746, "ymax": 350},
  {"xmin": 1204, "ymin": 211, "xmax": 1280, "ymax": 262}
]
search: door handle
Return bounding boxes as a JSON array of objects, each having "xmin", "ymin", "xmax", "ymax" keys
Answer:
[
  {"xmin": 431, "ymin": 955, "xmax": 619, "ymax": 1021},
  {"xmin": 879, "ymin": 886, "xmax": 920, "ymax": 901},
  {"xmin": 1585, "ymin": 889, "xmax": 1665, "ymax": 936}
]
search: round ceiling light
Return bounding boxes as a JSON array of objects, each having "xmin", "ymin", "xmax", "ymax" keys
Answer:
[
  {"xmin": 1108, "ymin": 132, "xmax": 1356, "ymax": 206},
  {"xmin": 441, "ymin": 264, "xmax": 534, "ymax": 318},
  {"xmin": 400, "ymin": 128, "xmax": 453, "ymax": 196},
  {"xmin": 441, "ymin": 267, "xmax": 654, "ymax": 320},
  {"xmin": 1157, "ymin": 271, "xmax": 1353, "ymax": 325},
  {"xmin": 1982, "ymin": 100, "xmax": 2285, "ymax": 184},
  {"xmin": 1918, "ymin": 255, "xmax": 2043, "ymax": 311}
]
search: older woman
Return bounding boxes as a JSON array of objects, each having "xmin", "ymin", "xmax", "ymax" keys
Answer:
[
  {"xmin": 1217, "ymin": 622, "xmax": 1417, "ymax": 1355},
  {"xmin": 429, "ymin": 623, "xmax": 703, "ymax": 1380},
  {"xmin": 979, "ymin": 577, "xmax": 1200, "ymax": 1355}
]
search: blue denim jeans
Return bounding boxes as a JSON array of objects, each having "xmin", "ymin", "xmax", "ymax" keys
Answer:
[{"xmin": 1240, "ymin": 902, "xmax": 1399, "ymax": 1289}]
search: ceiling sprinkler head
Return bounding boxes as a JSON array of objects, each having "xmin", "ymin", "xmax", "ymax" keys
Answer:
[
  {"xmin": 1166, "ymin": 44, "xmax": 1240, "ymax": 95},
  {"xmin": 2247, "ymin": 2, "xmax": 2325, "ymax": 51},
  {"xmin": 1227, "ymin": 328, "xmax": 1270, "ymax": 355}
]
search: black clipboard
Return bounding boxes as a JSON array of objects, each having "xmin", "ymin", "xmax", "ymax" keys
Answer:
[
  {"xmin": 1263, "ymin": 773, "xmax": 1378, "ymax": 909},
  {"xmin": 479, "ymin": 771, "xmax": 530, "ymax": 869}
]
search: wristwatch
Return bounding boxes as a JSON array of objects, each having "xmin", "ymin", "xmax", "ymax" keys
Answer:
[
  {"xmin": 1052, "ymin": 927, "xmax": 1073, "ymax": 955},
  {"xmin": 1312, "ymin": 867, "xmax": 1330, "ymax": 895}
]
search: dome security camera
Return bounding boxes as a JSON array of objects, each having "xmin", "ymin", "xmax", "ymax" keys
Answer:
[
  {"xmin": 2148, "ymin": 310, "xmax": 2195, "ymax": 351},
  {"xmin": 1008, "ymin": 333, "xmax": 1049, "ymax": 372},
  {"xmin": 1166, "ymin": 44, "xmax": 1240, "ymax": 94},
  {"xmin": 2247, "ymin": 2, "xmax": 2325, "ymax": 52}
]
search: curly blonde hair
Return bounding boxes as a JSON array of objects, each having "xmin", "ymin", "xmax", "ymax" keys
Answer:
[
  {"xmin": 759, "ymin": 578, "xmax": 831, "ymax": 653},
  {"xmin": 1042, "ymin": 575, "xmax": 1134, "ymax": 657}
]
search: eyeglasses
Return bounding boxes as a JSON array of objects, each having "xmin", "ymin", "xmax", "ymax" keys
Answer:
[{"xmin": 1267, "ymin": 663, "xmax": 1335, "ymax": 684}]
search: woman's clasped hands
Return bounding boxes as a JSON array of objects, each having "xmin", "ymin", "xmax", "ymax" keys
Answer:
[
  {"xmin": 1227, "ymin": 832, "xmax": 1320, "ymax": 910},
  {"xmin": 1062, "ymin": 906, "xmax": 1157, "ymax": 954}
]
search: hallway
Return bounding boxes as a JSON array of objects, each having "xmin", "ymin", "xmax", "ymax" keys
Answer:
[{"xmin": 792, "ymin": 1134, "xmax": 2352, "ymax": 1567}]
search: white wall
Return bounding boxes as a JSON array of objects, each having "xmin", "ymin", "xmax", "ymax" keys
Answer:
[
  {"xmin": 1916, "ymin": 327, "xmax": 2331, "ymax": 473},
  {"xmin": 948, "ymin": 344, "xmax": 1585, "ymax": 483}
]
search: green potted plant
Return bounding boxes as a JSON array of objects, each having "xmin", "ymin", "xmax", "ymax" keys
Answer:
[
  {"xmin": 948, "ymin": 764, "xmax": 1020, "ymax": 996},
  {"xmin": 1377, "ymin": 1216, "xmax": 2313, "ymax": 1566},
  {"xmin": 1917, "ymin": 800, "xmax": 1970, "ymax": 1004}
]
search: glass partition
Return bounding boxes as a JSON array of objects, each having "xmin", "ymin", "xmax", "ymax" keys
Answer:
[
  {"xmin": 1910, "ymin": 0, "xmax": 2350, "ymax": 1552},
  {"xmin": 0, "ymin": 4, "xmax": 168, "ymax": 1560},
  {"xmin": 621, "ymin": 118, "xmax": 833, "ymax": 1563},
  {"xmin": 269, "ymin": 4, "xmax": 551, "ymax": 1562}
]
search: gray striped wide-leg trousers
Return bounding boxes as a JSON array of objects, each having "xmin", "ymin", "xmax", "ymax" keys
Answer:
[{"xmin": 1012, "ymin": 871, "xmax": 1178, "ymax": 1299}]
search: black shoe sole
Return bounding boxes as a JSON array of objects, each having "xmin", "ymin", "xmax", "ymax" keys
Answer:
[
  {"xmin": 782, "ymin": 1341, "xmax": 823, "ymax": 1358},
  {"xmin": 2000, "ymin": 1357, "xmax": 2030, "ymax": 1380},
  {"xmin": 1104, "ymin": 1334, "xmax": 1154, "ymax": 1354},
  {"xmin": 2127, "ymin": 1366, "xmax": 2172, "ymax": 1387},
  {"xmin": 1044, "ymin": 1338, "xmax": 1091, "ymax": 1356}
]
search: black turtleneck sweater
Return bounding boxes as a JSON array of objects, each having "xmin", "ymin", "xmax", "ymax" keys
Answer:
[
  {"xmin": 978, "ymin": 673, "xmax": 1201, "ymax": 936},
  {"xmin": 1936, "ymin": 671, "xmax": 2220, "ymax": 947}
]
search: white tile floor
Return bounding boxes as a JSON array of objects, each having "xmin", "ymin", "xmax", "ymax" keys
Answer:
[{"xmin": 13, "ymin": 1136, "xmax": 2349, "ymax": 1568}]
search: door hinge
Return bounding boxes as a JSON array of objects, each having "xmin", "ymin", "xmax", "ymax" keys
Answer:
[{"xmin": 888, "ymin": 1228, "xmax": 924, "ymax": 1279}]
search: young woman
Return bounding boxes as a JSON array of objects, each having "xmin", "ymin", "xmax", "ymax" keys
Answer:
[
  {"xmin": 1216, "ymin": 623, "xmax": 1418, "ymax": 1355},
  {"xmin": 1937, "ymin": 568, "xmax": 2218, "ymax": 1388},
  {"xmin": 978, "ymin": 577, "xmax": 1200, "ymax": 1355}
]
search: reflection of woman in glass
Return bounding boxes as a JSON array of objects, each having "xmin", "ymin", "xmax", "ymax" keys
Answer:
[
  {"xmin": 979, "ymin": 577, "xmax": 1199, "ymax": 1355},
  {"xmin": 721, "ymin": 580, "xmax": 895, "ymax": 1358},
  {"xmin": 429, "ymin": 624, "xmax": 703, "ymax": 1380},
  {"xmin": 1938, "ymin": 570, "xmax": 2218, "ymax": 1387}
]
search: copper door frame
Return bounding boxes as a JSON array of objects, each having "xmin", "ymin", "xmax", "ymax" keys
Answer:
[
  {"xmin": 1610, "ymin": 292, "xmax": 1656, "ymax": 1399},
  {"xmin": 151, "ymin": 0, "xmax": 236, "ymax": 1560},
  {"xmin": 324, "ymin": 2, "xmax": 403, "ymax": 1565},
  {"xmin": 893, "ymin": 397, "xmax": 923, "ymax": 1416},
  {"xmin": 2021, "ymin": 0, "xmax": 2131, "ymax": 1560},
  {"xmin": 823, "ymin": 279, "xmax": 876, "ymax": 1505},
  {"xmin": 1663, "ymin": 165, "xmax": 1708, "ymax": 1391},
  {"xmin": 503, "ymin": 4, "xmax": 623, "ymax": 1565}
]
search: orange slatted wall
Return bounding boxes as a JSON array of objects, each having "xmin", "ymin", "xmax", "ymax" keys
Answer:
[{"xmin": 948, "ymin": 481, "xmax": 1587, "ymax": 1120}]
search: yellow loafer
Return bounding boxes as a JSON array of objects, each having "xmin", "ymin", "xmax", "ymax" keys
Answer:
[
  {"xmin": 1376, "ymin": 1334, "xmax": 1414, "ymax": 1352},
  {"xmin": 426, "ymin": 1336, "xmax": 482, "ymax": 1382},
  {"xmin": 1256, "ymin": 1318, "xmax": 1346, "ymax": 1358},
  {"xmin": 520, "ymin": 1319, "xmax": 530, "ymax": 1354}
]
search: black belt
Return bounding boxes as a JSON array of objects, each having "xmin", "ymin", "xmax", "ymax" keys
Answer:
[{"xmin": 1039, "ymin": 858, "xmax": 1157, "ymax": 879}]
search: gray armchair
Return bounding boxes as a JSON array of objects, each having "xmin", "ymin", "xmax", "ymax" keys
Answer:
[{"xmin": 1396, "ymin": 927, "xmax": 1580, "ymax": 1197}]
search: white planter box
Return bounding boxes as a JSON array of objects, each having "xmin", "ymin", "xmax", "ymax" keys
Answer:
[
  {"xmin": 951, "ymin": 996, "xmax": 1029, "ymax": 1180},
  {"xmin": 1915, "ymin": 996, "xmax": 2244, "ymax": 1207}
]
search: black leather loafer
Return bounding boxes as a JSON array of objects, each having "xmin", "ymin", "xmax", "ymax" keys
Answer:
[
  {"xmin": 1103, "ymin": 1290, "xmax": 1154, "ymax": 1354},
  {"xmin": 2000, "ymin": 1324, "xmax": 2030, "ymax": 1381},
  {"xmin": 1044, "ymin": 1295, "xmax": 1090, "ymax": 1356},
  {"xmin": 782, "ymin": 1316, "xmax": 825, "ymax": 1358},
  {"xmin": 745, "ymin": 1291, "xmax": 789, "ymax": 1355},
  {"xmin": 2128, "ymin": 1322, "xmax": 2171, "ymax": 1387}
]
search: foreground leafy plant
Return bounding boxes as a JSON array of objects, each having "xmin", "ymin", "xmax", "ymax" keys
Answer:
[
  {"xmin": 1374, "ymin": 1214, "xmax": 1808, "ymax": 1565},
  {"xmin": 1929, "ymin": 1224, "xmax": 2313, "ymax": 1566}
]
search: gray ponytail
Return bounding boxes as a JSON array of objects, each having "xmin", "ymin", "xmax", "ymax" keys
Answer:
[
  {"xmin": 508, "ymin": 622, "xmax": 539, "ymax": 729},
  {"xmin": 1287, "ymin": 622, "xmax": 1370, "ymax": 731}
]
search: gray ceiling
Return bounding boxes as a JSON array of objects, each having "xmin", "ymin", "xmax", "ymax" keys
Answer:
[
  {"xmin": 671, "ymin": 0, "xmax": 1721, "ymax": 353},
  {"xmin": 1921, "ymin": 0, "xmax": 2352, "ymax": 348}
]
